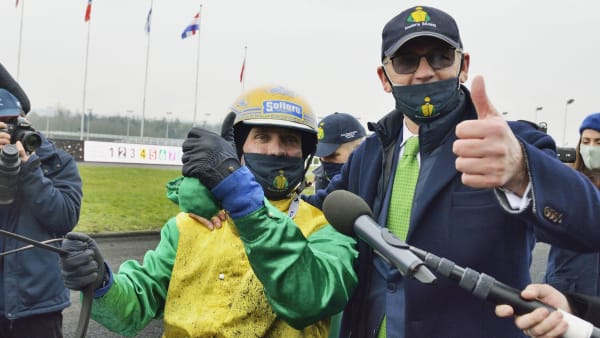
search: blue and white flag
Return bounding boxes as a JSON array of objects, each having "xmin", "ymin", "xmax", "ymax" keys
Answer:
[{"xmin": 181, "ymin": 12, "xmax": 200, "ymax": 39}]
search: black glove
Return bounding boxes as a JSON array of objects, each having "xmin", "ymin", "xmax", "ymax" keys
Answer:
[
  {"xmin": 61, "ymin": 232, "xmax": 106, "ymax": 291},
  {"xmin": 220, "ymin": 111, "xmax": 236, "ymax": 147},
  {"xmin": 182, "ymin": 127, "xmax": 241, "ymax": 190}
]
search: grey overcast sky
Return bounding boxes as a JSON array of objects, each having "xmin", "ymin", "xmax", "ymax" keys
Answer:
[{"xmin": 0, "ymin": 0, "xmax": 598, "ymax": 145}]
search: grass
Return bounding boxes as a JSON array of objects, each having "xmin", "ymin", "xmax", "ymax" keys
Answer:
[
  {"xmin": 74, "ymin": 165, "xmax": 181, "ymax": 233},
  {"xmin": 73, "ymin": 163, "xmax": 318, "ymax": 233}
]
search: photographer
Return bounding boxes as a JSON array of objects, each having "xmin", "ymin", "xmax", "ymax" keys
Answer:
[{"xmin": 0, "ymin": 88, "xmax": 82, "ymax": 338}]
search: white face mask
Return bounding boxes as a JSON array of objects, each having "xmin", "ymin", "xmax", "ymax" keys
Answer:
[{"xmin": 579, "ymin": 144, "xmax": 600, "ymax": 170}]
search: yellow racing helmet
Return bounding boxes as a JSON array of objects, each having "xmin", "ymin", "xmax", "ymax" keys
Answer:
[{"xmin": 232, "ymin": 85, "xmax": 318, "ymax": 159}]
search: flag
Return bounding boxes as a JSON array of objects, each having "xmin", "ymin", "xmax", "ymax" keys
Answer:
[
  {"xmin": 181, "ymin": 12, "xmax": 200, "ymax": 39},
  {"xmin": 84, "ymin": 0, "xmax": 92, "ymax": 22},
  {"xmin": 239, "ymin": 55, "xmax": 246, "ymax": 83},
  {"xmin": 145, "ymin": 8, "xmax": 152, "ymax": 34}
]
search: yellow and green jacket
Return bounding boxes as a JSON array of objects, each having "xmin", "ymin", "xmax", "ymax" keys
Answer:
[{"xmin": 89, "ymin": 175, "xmax": 358, "ymax": 337}]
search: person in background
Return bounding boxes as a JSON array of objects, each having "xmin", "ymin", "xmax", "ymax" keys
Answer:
[
  {"xmin": 312, "ymin": 112, "xmax": 366, "ymax": 191},
  {"xmin": 310, "ymin": 111, "xmax": 366, "ymax": 338},
  {"xmin": 58, "ymin": 85, "xmax": 358, "ymax": 337},
  {"xmin": 304, "ymin": 5, "xmax": 600, "ymax": 337},
  {"xmin": 495, "ymin": 283, "xmax": 600, "ymax": 337},
  {"xmin": 544, "ymin": 112, "xmax": 600, "ymax": 299},
  {"xmin": 0, "ymin": 85, "xmax": 82, "ymax": 337}
]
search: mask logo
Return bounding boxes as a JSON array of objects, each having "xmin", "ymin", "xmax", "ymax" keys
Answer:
[
  {"xmin": 421, "ymin": 97, "xmax": 435, "ymax": 117},
  {"xmin": 273, "ymin": 170, "xmax": 289, "ymax": 190},
  {"xmin": 407, "ymin": 6, "xmax": 430, "ymax": 23}
]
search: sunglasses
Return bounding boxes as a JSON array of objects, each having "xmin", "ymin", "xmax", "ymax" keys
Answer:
[{"xmin": 385, "ymin": 47, "xmax": 461, "ymax": 74}]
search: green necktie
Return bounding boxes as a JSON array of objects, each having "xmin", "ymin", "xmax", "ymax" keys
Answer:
[
  {"xmin": 378, "ymin": 136, "xmax": 419, "ymax": 338},
  {"xmin": 386, "ymin": 136, "xmax": 419, "ymax": 240}
]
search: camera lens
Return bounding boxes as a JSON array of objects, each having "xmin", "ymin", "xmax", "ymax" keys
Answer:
[
  {"xmin": 0, "ymin": 144, "xmax": 21, "ymax": 204},
  {"xmin": 1, "ymin": 144, "xmax": 19, "ymax": 164},
  {"xmin": 20, "ymin": 131, "xmax": 42, "ymax": 153}
]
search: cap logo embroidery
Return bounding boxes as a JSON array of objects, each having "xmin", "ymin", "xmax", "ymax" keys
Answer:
[
  {"xmin": 405, "ymin": 6, "xmax": 437, "ymax": 31},
  {"xmin": 317, "ymin": 125, "xmax": 325, "ymax": 140},
  {"xmin": 341, "ymin": 131, "xmax": 358, "ymax": 139}
]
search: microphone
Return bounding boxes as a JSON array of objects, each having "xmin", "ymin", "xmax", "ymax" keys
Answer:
[
  {"xmin": 322, "ymin": 190, "xmax": 437, "ymax": 284},
  {"xmin": 410, "ymin": 246, "xmax": 600, "ymax": 338},
  {"xmin": 323, "ymin": 190, "xmax": 600, "ymax": 338},
  {"xmin": 0, "ymin": 63, "xmax": 30, "ymax": 114}
]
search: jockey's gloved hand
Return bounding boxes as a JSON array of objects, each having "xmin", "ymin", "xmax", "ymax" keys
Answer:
[
  {"xmin": 182, "ymin": 127, "xmax": 241, "ymax": 190},
  {"xmin": 220, "ymin": 111, "xmax": 236, "ymax": 148},
  {"xmin": 61, "ymin": 232, "xmax": 106, "ymax": 291}
]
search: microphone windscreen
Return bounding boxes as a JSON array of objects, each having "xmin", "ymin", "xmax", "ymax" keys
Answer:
[
  {"xmin": 323, "ymin": 190, "xmax": 373, "ymax": 236},
  {"xmin": 0, "ymin": 63, "xmax": 30, "ymax": 114}
]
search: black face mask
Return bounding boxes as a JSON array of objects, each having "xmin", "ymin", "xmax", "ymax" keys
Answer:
[
  {"xmin": 243, "ymin": 153, "xmax": 305, "ymax": 200},
  {"xmin": 321, "ymin": 162, "xmax": 343, "ymax": 180},
  {"xmin": 391, "ymin": 77, "xmax": 461, "ymax": 125}
]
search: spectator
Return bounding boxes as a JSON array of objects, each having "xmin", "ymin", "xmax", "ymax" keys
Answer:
[
  {"xmin": 304, "ymin": 5, "xmax": 600, "ymax": 337},
  {"xmin": 59, "ymin": 85, "xmax": 358, "ymax": 337},
  {"xmin": 311, "ymin": 111, "xmax": 366, "ymax": 338},
  {"xmin": 544, "ymin": 112, "xmax": 600, "ymax": 298},
  {"xmin": 0, "ymin": 86, "xmax": 82, "ymax": 338},
  {"xmin": 312, "ymin": 112, "xmax": 366, "ymax": 191}
]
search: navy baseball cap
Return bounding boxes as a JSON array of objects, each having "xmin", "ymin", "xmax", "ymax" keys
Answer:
[
  {"xmin": 315, "ymin": 112, "xmax": 366, "ymax": 157},
  {"xmin": 0, "ymin": 88, "xmax": 22, "ymax": 118},
  {"xmin": 381, "ymin": 5, "xmax": 463, "ymax": 60}
]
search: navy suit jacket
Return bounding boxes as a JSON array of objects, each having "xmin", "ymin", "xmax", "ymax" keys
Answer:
[{"xmin": 306, "ymin": 90, "xmax": 600, "ymax": 338}]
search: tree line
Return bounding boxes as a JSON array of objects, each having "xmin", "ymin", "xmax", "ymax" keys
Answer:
[{"xmin": 25, "ymin": 108, "xmax": 222, "ymax": 140}]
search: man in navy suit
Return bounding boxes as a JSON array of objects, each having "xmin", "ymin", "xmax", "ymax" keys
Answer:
[{"xmin": 305, "ymin": 5, "xmax": 600, "ymax": 338}]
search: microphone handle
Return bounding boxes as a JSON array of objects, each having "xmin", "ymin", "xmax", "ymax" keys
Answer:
[
  {"xmin": 486, "ymin": 277, "xmax": 552, "ymax": 315},
  {"xmin": 413, "ymin": 247, "xmax": 600, "ymax": 338},
  {"xmin": 487, "ymin": 278, "xmax": 600, "ymax": 338}
]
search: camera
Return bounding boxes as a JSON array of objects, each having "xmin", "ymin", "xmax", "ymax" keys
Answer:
[
  {"xmin": 0, "ymin": 117, "xmax": 42, "ymax": 153},
  {"xmin": 534, "ymin": 121, "xmax": 576, "ymax": 164},
  {"xmin": 557, "ymin": 147, "xmax": 576, "ymax": 163}
]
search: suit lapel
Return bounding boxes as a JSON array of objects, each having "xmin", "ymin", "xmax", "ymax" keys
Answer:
[{"xmin": 407, "ymin": 134, "xmax": 458, "ymax": 240}]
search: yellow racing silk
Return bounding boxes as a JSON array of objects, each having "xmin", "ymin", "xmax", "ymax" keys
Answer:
[{"xmin": 163, "ymin": 197, "xmax": 330, "ymax": 337}]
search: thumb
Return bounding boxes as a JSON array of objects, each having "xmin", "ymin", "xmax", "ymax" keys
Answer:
[{"xmin": 471, "ymin": 75, "xmax": 500, "ymax": 120}]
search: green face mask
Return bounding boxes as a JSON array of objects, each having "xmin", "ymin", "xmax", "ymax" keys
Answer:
[{"xmin": 579, "ymin": 144, "xmax": 600, "ymax": 170}]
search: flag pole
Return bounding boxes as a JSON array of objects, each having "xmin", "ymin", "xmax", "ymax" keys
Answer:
[
  {"xmin": 80, "ymin": 2, "xmax": 92, "ymax": 141},
  {"xmin": 16, "ymin": 0, "xmax": 25, "ymax": 81},
  {"xmin": 141, "ymin": 0, "xmax": 154, "ymax": 140},
  {"xmin": 192, "ymin": 4, "xmax": 203, "ymax": 127},
  {"xmin": 241, "ymin": 45, "xmax": 247, "ymax": 93}
]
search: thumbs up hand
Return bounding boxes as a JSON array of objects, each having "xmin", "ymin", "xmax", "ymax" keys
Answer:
[{"xmin": 453, "ymin": 75, "xmax": 529, "ymax": 196}]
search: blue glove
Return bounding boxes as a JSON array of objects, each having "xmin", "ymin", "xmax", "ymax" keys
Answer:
[{"xmin": 61, "ymin": 232, "xmax": 106, "ymax": 291}]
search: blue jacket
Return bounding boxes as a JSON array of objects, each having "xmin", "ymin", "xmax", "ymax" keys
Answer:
[
  {"xmin": 545, "ymin": 247, "xmax": 600, "ymax": 296},
  {"xmin": 306, "ymin": 87, "xmax": 600, "ymax": 338},
  {"xmin": 0, "ymin": 133, "xmax": 82, "ymax": 320}
]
